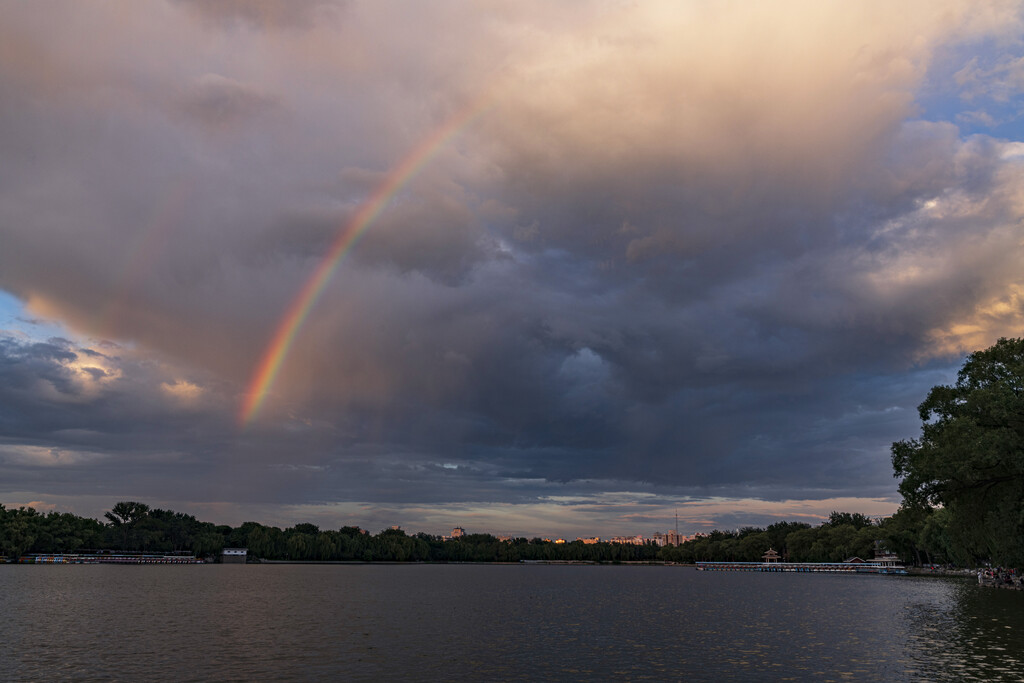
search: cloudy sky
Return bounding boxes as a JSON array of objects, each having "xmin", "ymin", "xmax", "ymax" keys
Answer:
[{"xmin": 2, "ymin": 0, "xmax": 1024, "ymax": 537}]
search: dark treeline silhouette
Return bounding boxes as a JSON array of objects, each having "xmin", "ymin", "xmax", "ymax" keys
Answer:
[
  {"xmin": 0, "ymin": 502, "xmax": 225, "ymax": 559},
  {"xmin": 665, "ymin": 511, "xmax": 928, "ymax": 565},
  {"xmin": 0, "ymin": 502, "xmax": 974, "ymax": 566},
  {"xmin": 0, "ymin": 502, "xmax": 661, "ymax": 563}
]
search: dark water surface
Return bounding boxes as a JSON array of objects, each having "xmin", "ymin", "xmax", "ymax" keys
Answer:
[{"xmin": 3, "ymin": 564, "xmax": 1023, "ymax": 681}]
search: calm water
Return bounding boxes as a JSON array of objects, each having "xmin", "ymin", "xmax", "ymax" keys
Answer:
[{"xmin": 2, "ymin": 564, "xmax": 1023, "ymax": 681}]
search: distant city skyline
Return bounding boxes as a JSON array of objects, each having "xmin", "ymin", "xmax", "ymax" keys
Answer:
[{"xmin": 2, "ymin": 1, "xmax": 1024, "ymax": 537}]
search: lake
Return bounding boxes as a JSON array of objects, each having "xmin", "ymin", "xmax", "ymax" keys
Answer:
[{"xmin": 2, "ymin": 564, "xmax": 1022, "ymax": 681}]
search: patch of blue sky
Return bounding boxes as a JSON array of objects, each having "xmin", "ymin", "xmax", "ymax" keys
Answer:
[
  {"xmin": 0, "ymin": 289, "xmax": 74, "ymax": 342},
  {"xmin": 916, "ymin": 38, "xmax": 1024, "ymax": 142}
]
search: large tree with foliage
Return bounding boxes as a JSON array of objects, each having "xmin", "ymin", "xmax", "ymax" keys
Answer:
[
  {"xmin": 892, "ymin": 337, "xmax": 1024, "ymax": 567},
  {"xmin": 104, "ymin": 501, "xmax": 151, "ymax": 551}
]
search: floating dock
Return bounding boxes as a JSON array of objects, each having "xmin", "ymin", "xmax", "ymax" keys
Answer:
[
  {"xmin": 696, "ymin": 561, "xmax": 906, "ymax": 574},
  {"xmin": 17, "ymin": 553, "xmax": 204, "ymax": 564}
]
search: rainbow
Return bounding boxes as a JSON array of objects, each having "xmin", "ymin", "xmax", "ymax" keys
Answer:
[{"xmin": 239, "ymin": 98, "xmax": 492, "ymax": 426}]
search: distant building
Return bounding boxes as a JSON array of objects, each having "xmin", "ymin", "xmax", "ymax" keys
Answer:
[
  {"xmin": 610, "ymin": 535, "xmax": 645, "ymax": 545},
  {"xmin": 762, "ymin": 548, "xmax": 780, "ymax": 563},
  {"xmin": 451, "ymin": 527, "xmax": 465, "ymax": 538},
  {"xmin": 669, "ymin": 530, "xmax": 692, "ymax": 545},
  {"xmin": 653, "ymin": 530, "xmax": 692, "ymax": 546},
  {"xmin": 874, "ymin": 541, "xmax": 901, "ymax": 566},
  {"xmin": 222, "ymin": 548, "xmax": 247, "ymax": 564},
  {"xmin": 577, "ymin": 537, "xmax": 600, "ymax": 545}
]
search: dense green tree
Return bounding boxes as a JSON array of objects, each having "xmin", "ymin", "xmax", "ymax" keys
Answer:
[
  {"xmin": 738, "ymin": 531, "xmax": 771, "ymax": 561},
  {"xmin": 0, "ymin": 506, "xmax": 102, "ymax": 558},
  {"xmin": 892, "ymin": 337, "xmax": 1024, "ymax": 567},
  {"xmin": 916, "ymin": 507, "xmax": 956, "ymax": 566},
  {"xmin": 0, "ymin": 507, "xmax": 38, "ymax": 558},
  {"xmin": 765, "ymin": 521, "xmax": 811, "ymax": 558},
  {"xmin": 247, "ymin": 525, "xmax": 285, "ymax": 559},
  {"xmin": 783, "ymin": 527, "xmax": 818, "ymax": 562},
  {"xmin": 826, "ymin": 511, "xmax": 875, "ymax": 529},
  {"xmin": 878, "ymin": 505, "xmax": 929, "ymax": 566},
  {"xmin": 104, "ymin": 501, "xmax": 151, "ymax": 550}
]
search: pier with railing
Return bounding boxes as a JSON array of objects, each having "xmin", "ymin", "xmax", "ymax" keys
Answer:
[
  {"xmin": 17, "ymin": 552, "xmax": 203, "ymax": 564},
  {"xmin": 696, "ymin": 561, "xmax": 906, "ymax": 574}
]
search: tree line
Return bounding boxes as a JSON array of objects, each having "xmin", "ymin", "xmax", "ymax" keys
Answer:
[
  {"xmin": 663, "ymin": 510, "xmax": 957, "ymax": 565},
  {"xmin": 0, "ymin": 502, "xmax": 225, "ymax": 560},
  {"xmin": 0, "ymin": 502, "xmax": 958, "ymax": 566},
  {"xmin": 0, "ymin": 501, "xmax": 662, "ymax": 563}
]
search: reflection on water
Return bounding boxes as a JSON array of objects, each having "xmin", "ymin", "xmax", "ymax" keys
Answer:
[
  {"xmin": 903, "ymin": 578, "xmax": 1024, "ymax": 681},
  {"xmin": 2, "ymin": 565, "xmax": 1022, "ymax": 681}
]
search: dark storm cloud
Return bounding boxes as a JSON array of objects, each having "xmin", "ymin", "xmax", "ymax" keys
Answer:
[
  {"xmin": 1, "ymin": 1, "xmax": 1023, "ymax": 534},
  {"xmin": 253, "ymin": 194, "xmax": 490, "ymax": 286}
]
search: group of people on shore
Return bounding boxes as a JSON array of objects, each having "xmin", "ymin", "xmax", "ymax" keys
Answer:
[{"xmin": 977, "ymin": 567, "xmax": 1021, "ymax": 589}]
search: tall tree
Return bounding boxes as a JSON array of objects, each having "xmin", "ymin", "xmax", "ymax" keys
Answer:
[
  {"xmin": 892, "ymin": 337, "xmax": 1024, "ymax": 567},
  {"xmin": 105, "ymin": 501, "xmax": 151, "ymax": 550},
  {"xmin": 825, "ymin": 511, "xmax": 875, "ymax": 529}
]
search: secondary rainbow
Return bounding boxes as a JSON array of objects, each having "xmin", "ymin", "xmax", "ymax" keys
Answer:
[{"xmin": 240, "ymin": 98, "xmax": 491, "ymax": 426}]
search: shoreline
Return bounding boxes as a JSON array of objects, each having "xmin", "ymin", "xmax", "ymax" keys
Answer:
[{"xmin": 6, "ymin": 556, "xmax": 1020, "ymax": 588}]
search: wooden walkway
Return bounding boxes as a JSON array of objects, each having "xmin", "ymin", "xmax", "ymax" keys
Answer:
[{"xmin": 696, "ymin": 561, "xmax": 906, "ymax": 574}]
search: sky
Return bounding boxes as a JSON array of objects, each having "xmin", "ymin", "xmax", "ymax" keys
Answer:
[{"xmin": 2, "ymin": 0, "xmax": 1024, "ymax": 538}]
